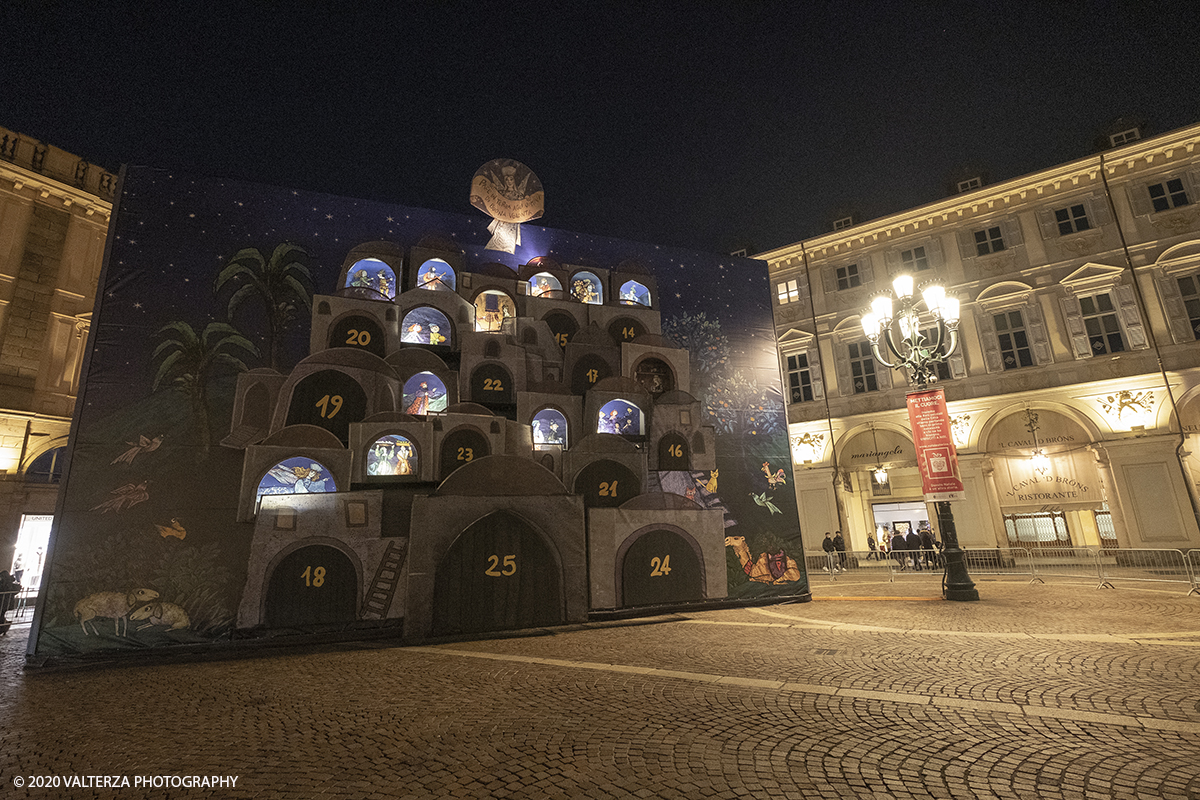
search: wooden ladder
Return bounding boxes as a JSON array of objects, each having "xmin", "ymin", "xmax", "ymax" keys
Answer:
[{"xmin": 360, "ymin": 539, "xmax": 408, "ymax": 619}]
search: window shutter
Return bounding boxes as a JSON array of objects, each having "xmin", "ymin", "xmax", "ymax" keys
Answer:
[
  {"xmin": 975, "ymin": 310, "xmax": 1004, "ymax": 373},
  {"xmin": 927, "ymin": 236, "xmax": 944, "ymax": 268},
  {"xmin": 948, "ymin": 350, "xmax": 967, "ymax": 379},
  {"xmin": 808, "ymin": 347, "xmax": 825, "ymax": 400},
  {"xmin": 1156, "ymin": 275, "xmax": 1194, "ymax": 343},
  {"xmin": 957, "ymin": 231, "xmax": 977, "ymax": 262},
  {"xmin": 1035, "ymin": 208, "xmax": 1059, "ymax": 240},
  {"xmin": 835, "ymin": 343, "xmax": 856, "ymax": 397},
  {"xmin": 823, "ymin": 266, "xmax": 838, "ymax": 294},
  {"xmin": 1088, "ymin": 193, "xmax": 1112, "ymax": 227},
  {"xmin": 884, "ymin": 248, "xmax": 900, "ymax": 274},
  {"xmin": 876, "ymin": 359, "xmax": 893, "ymax": 391},
  {"xmin": 1004, "ymin": 217, "xmax": 1023, "ymax": 246},
  {"xmin": 1024, "ymin": 299, "xmax": 1052, "ymax": 365},
  {"xmin": 858, "ymin": 255, "xmax": 874, "ymax": 286},
  {"xmin": 1112, "ymin": 283, "xmax": 1148, "ymax": 349},
  {"xmin": 1126, "ymin": 183, "xmax": 1154, "ymax": 217},
  {"xmin": 1059, "ymin": 295, "xmax": 1093, "ymax": 358}
]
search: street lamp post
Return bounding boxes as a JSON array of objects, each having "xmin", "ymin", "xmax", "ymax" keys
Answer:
[{"xmin": 861, "ymin": 274, "xmax": 979, "ymax": 601}]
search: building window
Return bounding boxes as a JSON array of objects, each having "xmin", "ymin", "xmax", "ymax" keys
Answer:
[
  {"xmin": 25, "ymin": 447, "xmax": 66, "ymax": 484},
  {"xmin": 957, "ymin": 177, "xmax": 982, "ymax": 193},
  {"xmin": 836, "ymin": 264, "xmax": 860, "ymax": 291},
  {"xmin": 786, "ymin": 354, "xmax": 813, "ymax": 403},
  {"xmin": 901, "ymin": 246, "xmax": 929, "ymax": 271},
  {"xmin": 974, "ymin": 226, "xmax": 1005, "ymax": 256},
  {"xmin": 1003, "ymin": 511, "xmax": 1072, "ymax": 550},
  {"xmin": 993, "ymin": 311, "xmax": 1034, "ymax": 369},
  {"xmin": 1079, "ymin": 293, "xmax": 1124, "ymax": 355},
  {"xmin": 848, "ymin": 341, "xmax": 878, "ymax": 393},
  {"xmin": 1054, "ymin": 204, "xmax": 1091, "ymax": 235},
  {"xmin": 777, "ymin": 279, "xmax": 799, "ymax": 305},
  {"xmin": 1177, "ymin": 276, "xmax": 1200, "ymax": 340},
  {"xmin": 833, "ymin": 216, "xmax": 854, "ymax": 231},
  {"xmin": 1109, "ymin": 128, "xmax": 1140, "ymax": 147},
  {"xmin": 1149, "ymin": 178, "xmax": 1190, "ymax": 212},
  {"xmin": 919, "ymin": 328, "xmax": 953, "ymax": 380}
]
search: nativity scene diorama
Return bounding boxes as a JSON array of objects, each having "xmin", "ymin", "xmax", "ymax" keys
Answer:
[{"xmin": 30, "ymin": 164, "xmax": 808, "ymax": 662}]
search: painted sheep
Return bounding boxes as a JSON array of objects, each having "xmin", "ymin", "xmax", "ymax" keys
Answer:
[{"xmin": 73, "ymin": 589, "xmax": 160, "ymax": 636}]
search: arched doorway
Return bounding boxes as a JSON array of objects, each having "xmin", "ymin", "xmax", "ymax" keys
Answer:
[
  {"xmin": 543, "ymin": 312, "xmax": 578, "ymax": 349},
  {"xmin": 620, "ymin": 528, "xmax": 704, "ymax": 607},
  {"xmin": 439, "ymin": 427, "xmax": 491, "ymax": 480},
  {"xmin": 573, "ymin": 460, "xmax": 640, "ymax": 508},
  {"xmin": 658, "ymin": 432, "xmax": 690, "ymax": 470},
  {"xmin": 285, "ymin": 370, "xmax": 369, "ymax": 444},
  {"xmin": 265, "ymin": 544, "xmax": 358, "ymax": 627},
  {"xmin": 432, "ymin": 511, "xmax": 562, "ymax": 635}
]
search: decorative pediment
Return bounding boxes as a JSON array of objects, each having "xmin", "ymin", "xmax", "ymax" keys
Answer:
[
  {"xmin": 1153, "ymin": 237, "xmax": 1200, "ymax": 273},
  {"xmin": 776, "ymin": 327, "xmax": 817, "ymax": 347},
  {"xmin": 975, "ymin": 281, "xmax": 1034, "ymax": 309},
  {"xmin": 1060, "ymin": 262, "xmax": 1125, "ymax": 294}
]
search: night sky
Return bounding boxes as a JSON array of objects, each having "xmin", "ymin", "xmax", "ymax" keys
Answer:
[{"xmin": 4, "ymin": 2, "xmax": 1199, "ymax": 254}]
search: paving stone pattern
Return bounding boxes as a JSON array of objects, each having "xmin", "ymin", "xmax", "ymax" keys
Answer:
[{"xmin": 0, "ymin": 581, "xmax": 1197, "ymax": 799}]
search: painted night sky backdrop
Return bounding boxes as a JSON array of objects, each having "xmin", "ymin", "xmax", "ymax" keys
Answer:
[
  {"xmin": 5, "ymin": 2, "xmax": 1199, "ymax": 255},
  {"xmin": 83, "ymin": 166, "xmax": 777, "ymax": 420}
]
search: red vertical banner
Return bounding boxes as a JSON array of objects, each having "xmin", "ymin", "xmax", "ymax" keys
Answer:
[{"xmin": 906, "ymin": 388, "xmax": 964, "ymax": 501}]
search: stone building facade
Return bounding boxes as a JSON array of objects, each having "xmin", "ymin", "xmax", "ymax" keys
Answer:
[
  {"xmin": 763, "ymin": 120, "xmax": 1200, "ymax": 554},
  {"xmin": 0, "ymin": 126, "xmax": 114, "ymax": 588}
]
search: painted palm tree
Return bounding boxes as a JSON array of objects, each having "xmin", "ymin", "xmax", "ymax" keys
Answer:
[
  {"xmin": 213, "ymin": 243, "xmax": 314, "ymax": 371},
  {"xmin": 152, "ymin": 321, "xmax": 260, "ymax": 450}
]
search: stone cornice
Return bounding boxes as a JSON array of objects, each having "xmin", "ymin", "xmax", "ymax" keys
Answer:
[
  {"xmin": 762, "ymin": 121, "xmax": 1200, "ymax": 269},
  {"xmin": 0, "ymin": 160, "xmax": 113, "ymax": 221}
]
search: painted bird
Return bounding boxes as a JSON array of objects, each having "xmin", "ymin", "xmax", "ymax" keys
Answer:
[
  {"xmin": 155, "ymin": 518, "xmax": 186, "ymax": 540},
  {"xmin": 111, "ymin": 434, "xmax": 163, "ymax": 466},
  {"xmin": 750, "ymin": 492, "xmax": 781, "ymax": 515},
  {"xmin": 91, "ymin": 481, "xmax": 150, "ymax": 513}
]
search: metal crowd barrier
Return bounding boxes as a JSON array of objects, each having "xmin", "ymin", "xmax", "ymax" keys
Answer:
[{"xmin": 804, "ymin": 547, "xmax": 1200, "ymax": 595}]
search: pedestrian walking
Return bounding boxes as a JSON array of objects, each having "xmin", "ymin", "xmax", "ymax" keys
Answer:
[
  {"xmin": 890, "ymin": 530, "xmax": 907, "ymax": 570},
  {"xmin": 866, "ymin": 532, "xmax": 878, "ymax": 561},
  {"xmin": 905, "ymin": 529, "xmax": 923, "ymax": 571},
  {"xmin": 920, "ymin": 529, "xmax": 937, "ymax": 569},
  {"xmin": 821, "ymin": 531, "xmax": 839, "ymax": 573},
  {"xmin": 833, "ymin": 530, "xmax": 848, "ymax": 572}
]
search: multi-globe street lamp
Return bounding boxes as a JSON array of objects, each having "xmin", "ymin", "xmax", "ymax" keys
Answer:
[{"xmin": 860, "ymin": 274, "xmax": 979, "ymax": 601}]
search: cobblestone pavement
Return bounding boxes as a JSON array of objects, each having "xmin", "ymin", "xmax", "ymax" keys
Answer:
[{"xmin": 0, "ymin": 580, "xmax": 1198, "ymax": 799}]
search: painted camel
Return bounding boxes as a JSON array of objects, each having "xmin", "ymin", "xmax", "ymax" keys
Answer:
[{"xmin": 724, "ymin": 535, "xmax": 801, "ymax": 584}]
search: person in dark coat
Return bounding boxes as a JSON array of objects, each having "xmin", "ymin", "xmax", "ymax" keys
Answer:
[
  {"xmin": 821, "ymin": 531, "xmax": 838, "ymax": 572},
  {"xmin": 905, "ymin": 529, "xmax": 923, "ymax": 571},
  {"xmin": 890, "ymin": 530, "xmax": 907, "ymax": 570},
  {"xmin": 866, "ymin": 532, "xmax": 878, "ymax": 561},
  {"xmin": 920, "ymin": 529, "xmax": 937, "ymax": 568},
  {"xmin": 0, "ymin": 570, "xmax": 19, "ymax": 634},
  {"xmin": 832, "ymin": 530, "xmax": 848, "ymax": 571}
]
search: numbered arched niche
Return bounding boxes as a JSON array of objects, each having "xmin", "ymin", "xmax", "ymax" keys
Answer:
[
  {"xmin": 597, "ymin": 399, "xmax": 645, "ymax": 435},
  {"xmin": 344, "ymin": 258, "xmax": 397, "ymax": 300},
  {"xmin": 366, "ymin": 433, "xmax": 418, "ymax": 476},
  {"xmin": 402, "ymin": 372, "xmax": 448, "ymax": 415},
  {"xmin": 329, "ymin": 314, "xmax": 386, "ymax": 358},
  {"xmin": 417, "ymin": 258, "xmax": 456, "ymax": 291},
  {"xmin": 532, "ymin": 408, "xmax": 568, "ymax": 448},
  {"xmin": 266, "ymin": 544, "xmax": 358, "ymax": 627},
  {"xmin": 618, "ymin": 279, "xmax": 651, "ymax": 307},
  {"xmin": 284, "ymin": 370, "xmax": 368, "ymax": 444},
  {"xmin": 474, "ymin": 290, "xmax": 516, "ymax": 333},
  {"xmin": 570, "ymin": 272, "xmax": 604, "ymax": 304},
  {"xmin": 256, "ymin": 456, "xmax": 338, "ymax": 499},
  {"xmin": 400, "ymin": 307, "xmax": 452, "ymax": 347}
]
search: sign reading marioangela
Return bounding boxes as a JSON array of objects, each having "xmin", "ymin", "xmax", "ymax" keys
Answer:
[{"xmin": 906, "ymin": 388, "xmax": 964, "ymax": 501}]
